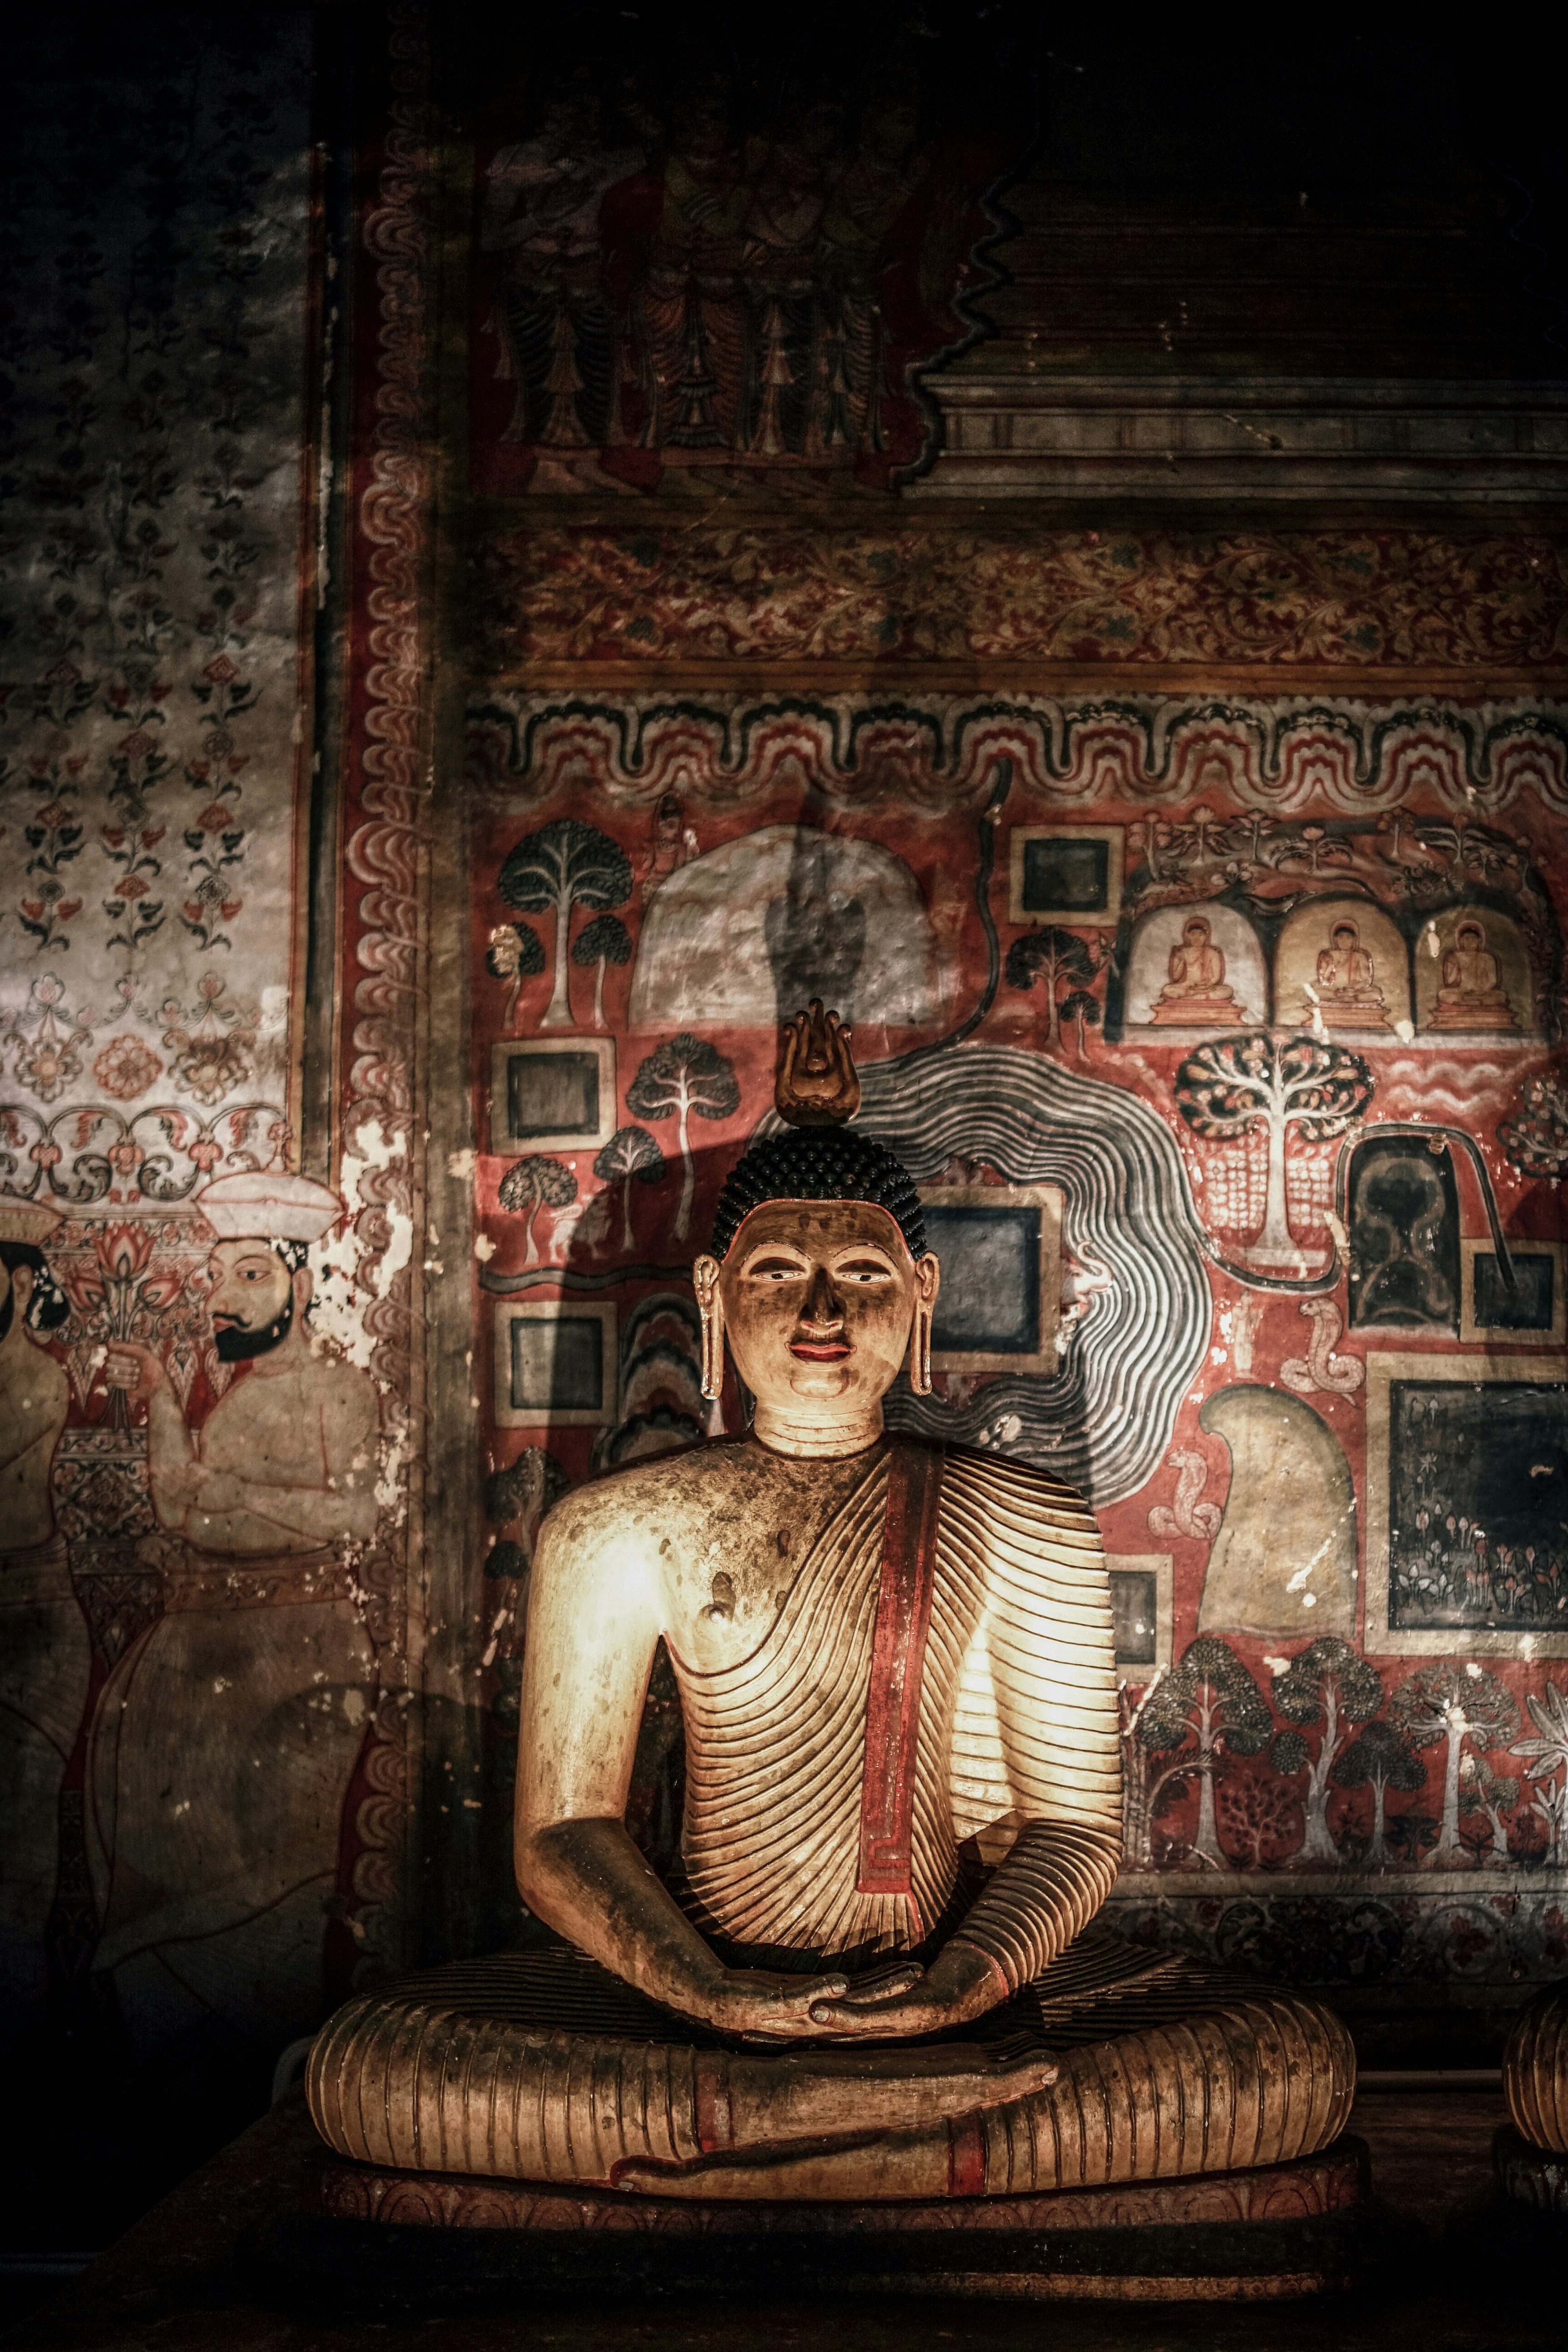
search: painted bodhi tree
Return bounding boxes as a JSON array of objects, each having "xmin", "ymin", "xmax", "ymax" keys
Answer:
[
  {"xmin": 498, "ymin": 1153, "xmax": 577, "ymax": 1264},
  {"xmin": 483, "ymin": 1445, "xmax": 571, "ymax": 1578},
  {"xmin": 1331, "ymin": 1718, "xmax": 1423, "ymax": 1865},
  {"xmin": 1175, "ymin": 1032, "xmax": 1373, "ymax": 1270},
  {"xmin": 1458, "ymin": 1755, "xmax": 1522, "ymax": 1864},
  {"xmin": 626, "ymin": 1034, "xmax": 740, "ymax": 1241},
  {"xmin": 593, "ymin": 1124, "xmax": 665, "ymax": 1250},
  {"xmin": 1132, "ymin": 1636, "xmax": 1271, "ymax": 1867},
  {"xmin": 1061, "ymin": 986, "xmax": 1101, "ymax": 1060},
  {"xmin": 1005, "ymin": 926, "xmax": 1099, "ymax": 1048},
  {"xmin": 1270, "ymin": 1637, "xmax": 1383, "ymax": 1865},
  {"xmin": 572, "ymin": 912, "xmax": 631, "ymax": 1031},
  {"xmin": 498, "ymin": 821, "xmax": 632, "ymax": 1032},
  {"xmin": 1389, "ymin": 1661, "xmax": 1519, "ymax": 1869}
]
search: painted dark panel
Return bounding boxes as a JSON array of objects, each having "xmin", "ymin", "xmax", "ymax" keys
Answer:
[
  {"xmin": 1348, "ymin": 1137, "xmax": 1461, "ymax": 1331},
  {"xmin": 1390, "ymin": 1381, "xmax": 1568, "ymax": 1632}
]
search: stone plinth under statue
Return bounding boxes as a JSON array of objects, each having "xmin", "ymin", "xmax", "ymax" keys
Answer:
[{"xmin": 306, "ymin": 1005, "xmax": 1354, "ymax": 2252}]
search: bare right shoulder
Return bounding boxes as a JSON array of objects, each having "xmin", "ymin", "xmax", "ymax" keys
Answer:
[
  {"xmin": 534, "ymin": 1430, "xmax": 766, "ymax": 1637},
  {"xmin": 537, "ymin": 1435, "xmax": 751, "ymax": 1545}
]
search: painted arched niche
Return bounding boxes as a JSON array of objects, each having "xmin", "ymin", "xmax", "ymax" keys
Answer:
[
  {"xmin": 1196, "ymin": 1385, "xmax": 1357, "ymax": 1635},
  {"xmin": 626, "ymin": 824, "xmax": 943, "ymax": 1030},
  {"xmin": 1274, "ymin": 899, "xmax": 1410, "ymax": 1036},
  {"xmin": 1124, "ymin": 902, "xmax": 1268, "ymax": 1029},
  {"xmin": 1412, "ymin": 906, "xmax": 1531, "ymax": 1037}
]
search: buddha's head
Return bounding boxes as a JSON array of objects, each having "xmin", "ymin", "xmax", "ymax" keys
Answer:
[
  {"xmin": 692, "ymin": 1003, "xmax": 939, "ymax": 1433},
  {"xmin": 1455, "ymin": 919, "xmax": 1485, "ymax": 951}
]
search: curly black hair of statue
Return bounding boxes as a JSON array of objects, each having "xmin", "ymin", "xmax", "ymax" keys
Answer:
[{"xmin": 708, "ymin": 1129, "xmax": 927, "ymax": 1262}]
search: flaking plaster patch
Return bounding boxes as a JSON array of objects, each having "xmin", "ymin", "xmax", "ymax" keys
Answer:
[{"xmin": 307, "ymin": 1118, "xmax": 414, "ymax": 1370}]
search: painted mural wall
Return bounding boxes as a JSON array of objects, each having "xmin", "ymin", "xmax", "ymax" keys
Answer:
[
  {"xmin": 0, "ymin": 15, "xmax": 420, "ymax": 2128},
  {"xmin": 463, "ymin": 689, "xmax": 1568, "ymax": 2014},
  {"xmin": 5, "ymin": 3, "xmax": 1568, "ymax": 2148}
]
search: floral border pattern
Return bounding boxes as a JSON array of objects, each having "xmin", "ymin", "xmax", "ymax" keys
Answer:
[{"xmin": 471, "ymin": 524, "xmax": 1568, "ymax": 675}]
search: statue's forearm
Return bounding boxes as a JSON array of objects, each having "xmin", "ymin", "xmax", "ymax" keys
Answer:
[
  {"xmin": 948, "ymin": 1820, "xmax": 1122, "ymax": 1995},
  {"xmin": 517, "ymin": 1817, "xmax": 729, "ymax": 2022}
]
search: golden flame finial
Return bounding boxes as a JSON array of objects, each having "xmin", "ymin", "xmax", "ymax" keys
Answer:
[{"xmin": 776, "ymin": 1000, "xmax": 860, "ymax": 1127}]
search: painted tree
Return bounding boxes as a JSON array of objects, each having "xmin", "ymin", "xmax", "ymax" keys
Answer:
[
  {"xmin": 498, "ymin": 820, "xmax": 632, "ymax": 1031},
  {"xmin": 1136, "ymin": 1635, "xmax": 1272, "ymax": 1866},
  {"xmin": 571, "ymin": 911, "xmax": 633, "ymax": 1031},
  {"xmin": 482, "ymin": 1445, "xmax": 571, "ymax": 1575},
  {"xmin": 1389, "ymin": 1662, "xmax": 1520, "ymax": 1869},
  {"xmin": 485, "ymin": 919, "xmax": 545, "ymax": 1032},
  {"xmin": 1331, "ymin": 1718, "xmax": 1424, "ymax": 1866},
  {"xmin": 1215, "ymin": 1767, "xmax": 1301, "ymax": 1869},
  {"xmin": 1271, "ymin": 1637, "xmax": 1384, "ymax": 1865},
  {"xmin": 594, "ymin": 1123, "xmax": 666, "ymax": 1250},
  {"xmin": 1062, "ymin": 987, "xmax": 1101, "ymax": 1061},
  {"xmin": 1511, "ymin": 1678, "xmax": 1568, "ymax": 1864},
  {"xmin": 1498, "ymin": 1071, "xmax": 1568, "ymax": 1181},
  {"xmin": 626, "ymin": 1034, "xmax": 740, "ymax": 1241},
  {"xmin": 1120, "ymin": 1673, "xmax": 1203, "ymax": 1869},
  {"xmin": 1175, "ymin": 1032, "xmax": 1373, "ymax": 1266},
  {"xmin": 1458, "ymin": 1755, "xmax": 1521, "ymax": 1863},
  {"xmin": 497, "ymin": 1152, "xmax": 577, "ymax": 1265},
  {"xmin": 1005, "ymin": 926, "xmax": 1097, "ymax": 1048}
]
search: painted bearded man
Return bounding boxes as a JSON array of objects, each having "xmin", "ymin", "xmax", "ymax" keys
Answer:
[
  {"xmin": 1, "ymin": 1199, "xmax": 79, "ymax": 2038},
  {"xmin": 87, "ymin": 1173, "xmax": 381, "ymax": 2065},
  {"xmin": 105, "ymin": 1170, "xmax": 377, "ymax": 1555}
]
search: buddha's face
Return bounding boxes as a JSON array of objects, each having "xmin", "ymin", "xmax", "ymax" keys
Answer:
[{"xmin": 713, "ymin": 1199, "xmax": 938, "ymax": 1417}]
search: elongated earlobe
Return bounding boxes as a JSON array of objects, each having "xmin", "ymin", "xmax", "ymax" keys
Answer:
[
  {"xmin": 907, "ymin": 1252, "xmax": 940, "ymax": 1396},
  {"xmin": 693, "ymin": 1255, "xmax": 725, "ymax": 1400}
]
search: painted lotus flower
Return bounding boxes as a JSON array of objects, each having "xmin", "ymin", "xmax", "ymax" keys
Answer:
[{"xmin": 93, "ymin": 1033, "xmax": 163, "ymax": 1101}]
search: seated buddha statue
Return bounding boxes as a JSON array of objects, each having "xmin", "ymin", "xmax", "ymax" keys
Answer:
[
  {"xmin": 1307, "ymin": 917, "xmax": 1391, "ymax": 1030},
  {"xmin": 308, "ymin": 1005, "xmax": 1353, "ymax": 2203},
  {"xmin": 1429, "ymin": 917, "xmax": 1518, "ymax": 1034},
  {"xmin": 1501, "ymin": 1981, "xmax": 1568, "ymax": 2158},
  {"xmin": 1148, "ymin": 914, "xmax": 1245, "ymax": 1025}
]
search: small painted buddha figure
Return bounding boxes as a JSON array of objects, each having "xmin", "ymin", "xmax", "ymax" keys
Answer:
[
  {"xmin": 1429, "ymin": 918, "xmax": 1518, "ymax": 1034},
  {"xmin": 308, "ymin": 1005, "xmax": 1353, "ymax": 2201},
  {"xmin": 1149, "ymin": 914, "xmax": 1244, "ymax": 1024},
  {"xmin": 1309, "ymin": 918, "xmax": 1391, "ymax": 1030}
]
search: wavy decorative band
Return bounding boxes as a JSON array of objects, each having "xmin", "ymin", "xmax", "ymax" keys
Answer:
[{"xmin": 469, "ymin": 691, "xmax": 1568, "ymax": 818}]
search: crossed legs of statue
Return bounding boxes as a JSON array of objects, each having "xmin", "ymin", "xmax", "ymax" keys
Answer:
[
  {"xmin": 1503, "ymin": 1981, "xmax": 1568, "ymax": 2155},
  {"xmin": 307, "ymin": 1934, "xmax": 1354, "ymax": 2202}
]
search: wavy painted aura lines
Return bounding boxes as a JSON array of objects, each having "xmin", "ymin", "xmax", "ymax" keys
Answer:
[{"xmin": 842, "ymin": 1047, "xmax": 1212, "ymax": 1506}]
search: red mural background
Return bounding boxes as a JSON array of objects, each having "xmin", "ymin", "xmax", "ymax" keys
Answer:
[{"xmin": 463, "ymin": 695, "xmax": 1568, "ymax": 2005}]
